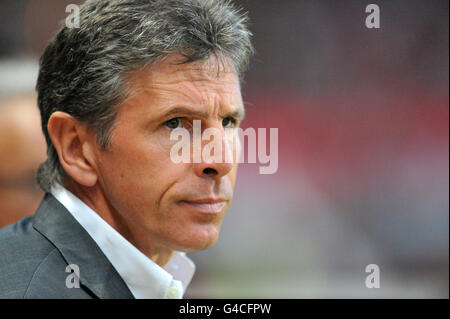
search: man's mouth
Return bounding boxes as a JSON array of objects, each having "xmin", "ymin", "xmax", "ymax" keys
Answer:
[{"xmin": 179, "ymin": 199, "xmax": 228, "ymax": 214}]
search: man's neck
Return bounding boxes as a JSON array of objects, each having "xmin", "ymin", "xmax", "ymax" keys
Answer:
[{"xmin": 64, "ymin": 180, "xmax": 174, "ymax": 268}]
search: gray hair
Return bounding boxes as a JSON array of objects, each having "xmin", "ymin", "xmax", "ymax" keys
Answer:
[{"xmin": 36, "ymin": 0, "xmax": 254, "ymax": 192}]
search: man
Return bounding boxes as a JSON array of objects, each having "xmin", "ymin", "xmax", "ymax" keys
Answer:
[
  {"xmin": 0, "ymin": 0, "xmax": 253, "ymax": 298},
  {"xmin": 0, "ymin": 59, "xmax": 45, "ymax": 228},
  {"xmin": 0, "ymin": 94, "xmax": 46, "ymax": 228}
]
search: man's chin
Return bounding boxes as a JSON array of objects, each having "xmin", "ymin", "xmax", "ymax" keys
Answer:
[
  {"xmin": 168, "ymin": 228, "xmax": 221, "ymax": 253},
  {"xmin": 180, "ymin": 239, "xmax": 219, "ymax": 253}
]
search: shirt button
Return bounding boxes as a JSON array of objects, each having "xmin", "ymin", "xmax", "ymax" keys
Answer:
[{"xmin": 167, "ymin": 287, "xmax": 180, "ymax": 299}]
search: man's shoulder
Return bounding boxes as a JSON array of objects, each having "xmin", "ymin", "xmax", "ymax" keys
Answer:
[
  {"xmin": 0, "ymin": 193, "xmax": 130, "ymax": 299},
  {"xmin": 0, "ymin": 216, "xmax": 72, "ymax": 298},
  {"xmin": 0, "ymin": 215, "xmax": 55, "ymax": 267}
]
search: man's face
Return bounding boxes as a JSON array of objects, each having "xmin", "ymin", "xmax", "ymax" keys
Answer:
[{"xmin": 93, "ymin": 54, "xmax": 243, "ymax": 252}]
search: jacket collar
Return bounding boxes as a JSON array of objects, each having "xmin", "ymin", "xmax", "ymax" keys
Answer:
[{"xmin": 32, "ymin": 193, "xmax": 134, "ymax": 299}]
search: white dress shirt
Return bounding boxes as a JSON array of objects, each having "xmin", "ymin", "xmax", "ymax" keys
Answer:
[{"xmin": 50, "ymin": 184, "xmax": 195, "ymax": 299}]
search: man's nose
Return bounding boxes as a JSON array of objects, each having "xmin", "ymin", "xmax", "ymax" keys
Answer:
[
  {"xmin": 193, "ymin": 131, "xmax": 234, "ymax": 179},
  {"xmin": 193, "ymin": 160, "xmax": 234, "ymax": 179}
]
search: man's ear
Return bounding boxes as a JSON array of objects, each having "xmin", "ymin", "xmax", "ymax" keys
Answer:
[{"xmin": 47, "ymin": 111, "xmax": 98, "ymax": 187}]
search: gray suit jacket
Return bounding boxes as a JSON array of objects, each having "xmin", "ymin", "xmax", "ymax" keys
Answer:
[{"xmin": 0, "ymin": 193, "xmax": 134, "ymax": 298}]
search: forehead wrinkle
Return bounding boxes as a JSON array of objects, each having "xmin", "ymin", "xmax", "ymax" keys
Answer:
[
  {"xmin": 122, "ymin": 55, "xmax": 243, "ymax": 122},
  {"xmin": 130, "ymin": 64, "xmax": 238, "ymax": 101},
  {"xmin": 144, "ymin": 74, "xmax": 240, "ymax": 112},
  {"xmin": 153, "ymin": 89, "xmax": 241, "ymax": 121},
  {"xmin": 146, "ymin": 84, "xmax": 203, "ymax": 107},
  {"xmin": 162, "ymin": 53, "xmax": 237, "ymax": 79}
]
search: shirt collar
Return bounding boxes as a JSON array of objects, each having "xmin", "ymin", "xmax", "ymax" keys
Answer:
[{"xmin": 50, "ymin": 183, "xmax": 195, "ymax": 299}]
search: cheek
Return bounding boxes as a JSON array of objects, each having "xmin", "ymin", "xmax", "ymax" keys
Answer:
[
  {"xmin": 225, "ymin": 129, "xmax": 241, "ymax": 164},
  {"xmin": 227, "ymin": 134, "xmax": 240, "ymax": 187},
  {"xmin": 98, "ymin": 131, "xmax": 189, "ymax": 210},
  {"xmin": 109, "ymin": 126, "xmax": 175, "ymax": 177},
  {"xmin": 234, "ymin": 136, "xmax": 241, "ymax": 164},
  {"xmin": 228, "ymin": 165, "xmax": 238, "ymax": 189}
]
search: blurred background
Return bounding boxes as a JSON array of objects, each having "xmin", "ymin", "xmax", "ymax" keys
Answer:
[{"xmin": 0, "ymin": 0, "xmax": 448, "ymax": 298}]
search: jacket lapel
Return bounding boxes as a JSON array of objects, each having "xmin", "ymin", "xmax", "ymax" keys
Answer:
[{"xmin": 32, "ymin": 193, "xmax": 134, "ymax": 299}]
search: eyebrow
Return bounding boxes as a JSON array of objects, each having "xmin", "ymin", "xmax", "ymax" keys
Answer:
[{"xmin": 161, "ymin": 105, "xmax": 245, "ymax": 121}]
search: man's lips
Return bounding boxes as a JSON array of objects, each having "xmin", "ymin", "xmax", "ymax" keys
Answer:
[{"xmin": 179, "ymin": 199, "xmax": 228, "ymax": 214}]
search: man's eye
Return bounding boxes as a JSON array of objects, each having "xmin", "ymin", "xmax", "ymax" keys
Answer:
[
  {"xmin": 164, "ymin": 118, "xmax": 181, "ymax": 129},
  {"xmin": 222, "ymin": 117, "xmax": 236, "ymax": 128}
]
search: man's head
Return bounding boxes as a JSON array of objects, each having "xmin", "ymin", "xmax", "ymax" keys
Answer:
[{"xmin": 36, "ymin": 0, "xmax": 253, "ymax": 253}]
